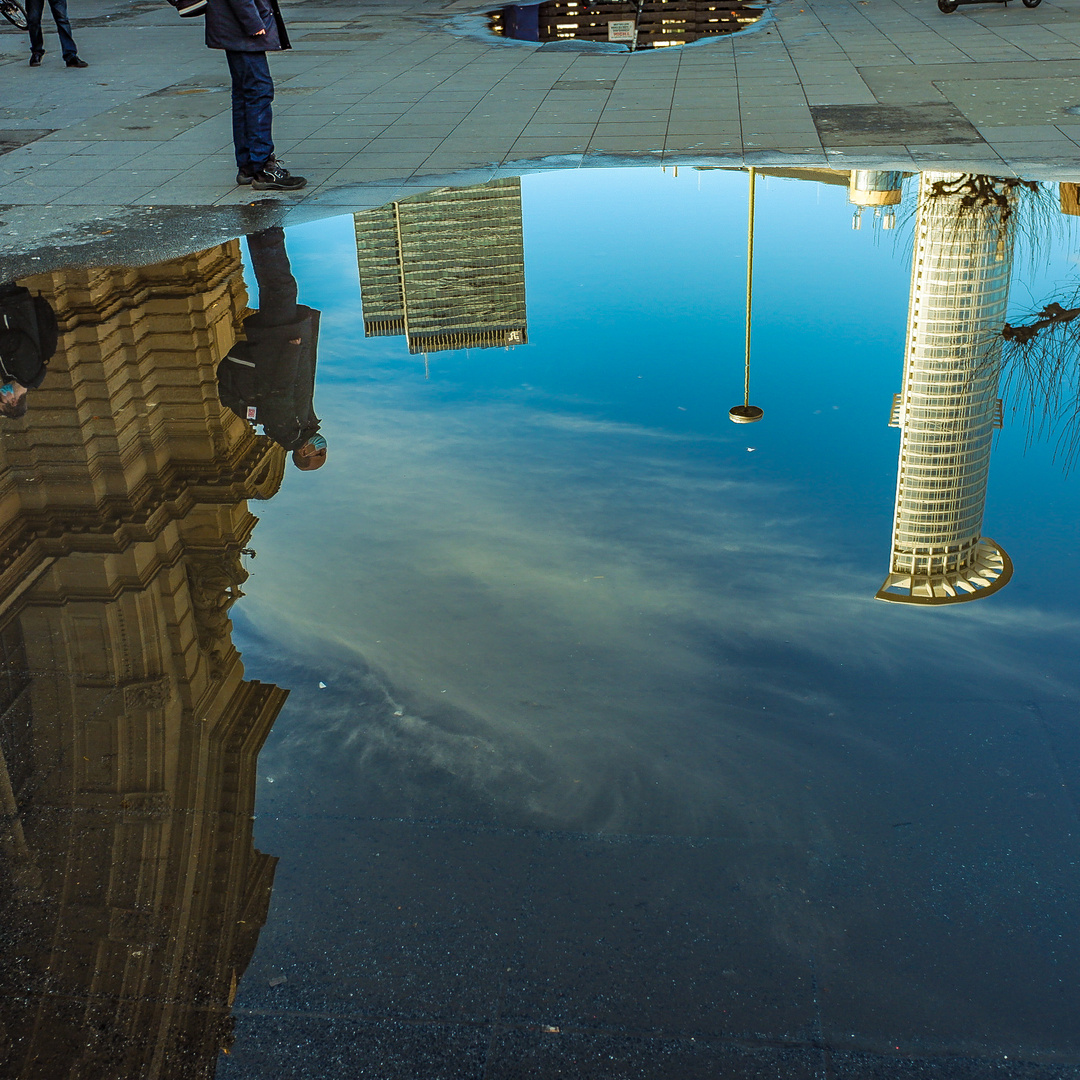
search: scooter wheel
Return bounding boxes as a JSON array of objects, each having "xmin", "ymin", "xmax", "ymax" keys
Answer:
[
  {"xmin": 1022, "ymin": 0, "xmax": 1042, "ymax": 7},
  {"xmin": 938, "ymin": 0, "xmax": 959, "ymax": 11}
]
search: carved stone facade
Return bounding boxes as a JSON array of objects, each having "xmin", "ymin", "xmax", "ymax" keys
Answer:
[
  {"xmin": 0, "ymin": 243, "xmax": 285, "ymax": 605},
  {"xmin": 0, "ymin": 246, "xmax": 289, "ymax": 1079}
]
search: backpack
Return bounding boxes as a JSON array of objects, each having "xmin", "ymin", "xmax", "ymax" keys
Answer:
[{"xmin": 0, "ymin": 288, "xmax": 58, "ymax": 385}]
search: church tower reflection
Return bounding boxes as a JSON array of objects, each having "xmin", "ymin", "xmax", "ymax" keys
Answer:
[
  {"xmin": 0, "ymin": 244, "xmax": 288, "ymax": 1078},
  {"xmin": 353, "ymin": 177, "xmax": 528, "ymax": 359},
  {"xmin": 877, "ymin": 172, "xmax": 1014, "ymax": 604}
]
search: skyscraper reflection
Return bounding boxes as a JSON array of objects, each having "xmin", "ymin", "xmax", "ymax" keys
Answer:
[
  {"xmin": 488, "ymin": 1, "xmax": 766, "ymax": 47},
  {"xmin": 0, "ymin": 244, "xmax": 288, "ymax": 1079},
  {"xmin": 354, "ymin": 177, "xmax": 528, "ymax": 358},
  {"xmin": 878, "ymin": 172, "xmax": 1014, "ymax": 604}
]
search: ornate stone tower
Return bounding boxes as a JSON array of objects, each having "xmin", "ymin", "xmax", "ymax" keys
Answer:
[
  {"xmin": 0, "ymin": 244, "xmax": 289, "ymax": 1079},
  {"xmin": 877, "ymin": 172, "xmax": 1014, "ymax": 604}
]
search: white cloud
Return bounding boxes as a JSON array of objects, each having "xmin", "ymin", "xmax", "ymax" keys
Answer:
[{"xmin": 239, "ymin": 388, "xmax": 1079, "ymax": 832}]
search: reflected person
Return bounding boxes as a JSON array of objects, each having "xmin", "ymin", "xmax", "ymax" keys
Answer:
[
  {"xmin": 217, "ymin": 227, "xmax": 326, "ymax": 470},
  {"xmin": 0, "ymin": 282, "xmax": 57, "ymax": 419}
]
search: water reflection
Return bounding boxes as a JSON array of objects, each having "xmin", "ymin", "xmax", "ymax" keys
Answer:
[
  {"xmin": 848, "ymin": 169, "xmax": 903, "ymax": 231},
  {"xmin": 218, "ymin": 227, "xmax": 326, "ymax": 471},
  {"xmin": 354, "ymin": 177, "xmax": 527, "ymax": 364},
  {"xmin": 998, "ymin": 181, "xmax": 1080, "ymax": 471},
  {"xmin": 0, "ymin": 245, "xmax": 288, "ymax": 1078},
  {"xmin": 879, "ymin": 171, "xmax": 1014, "ymax": 603},
  {"xmin": 489, "ymin": 0, "xmax": 766, "ymax": 49},
  {"xmin": 2, "ymin": 167, "xmax": 1080, "ymax": 1076}
]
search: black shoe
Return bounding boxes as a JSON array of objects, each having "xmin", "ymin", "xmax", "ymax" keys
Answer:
[
  {"xmin": 29, "ymin": 52, "xmax": 43, "ymax": 66},
  {"xmin": 237, "ymin": 154, "xmax": 281, "ymax": 184},
  {"xmin": 66, "ymin": 56, "xmax": 88, "ymax": 67},
  {"xmin": 251, "ymin": 160, "xmax": 306, "ymax": 191}
]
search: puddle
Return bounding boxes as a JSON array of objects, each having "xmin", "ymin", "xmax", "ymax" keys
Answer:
[
  {"xmin": 3, "ymin": 166, "xmax": 1080, "ymax": 1078},
  {"xmin": 488, "ymin": 0, "xmax": 767, "ymax": 49}
]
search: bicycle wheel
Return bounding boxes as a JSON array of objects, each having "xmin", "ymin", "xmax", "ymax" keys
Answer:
[{"xmin": 1, "ymin": 0, "xmax": 28, "ymax": 28}]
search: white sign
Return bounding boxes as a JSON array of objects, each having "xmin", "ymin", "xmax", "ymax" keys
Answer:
[{"xmin": 608, "ymin": 19, "xmax": 635, "ymax": 41}]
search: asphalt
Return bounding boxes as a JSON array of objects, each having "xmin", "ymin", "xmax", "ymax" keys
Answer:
[{"xmin": 3, "ymin": 0, "xmax": 1080, "ymax": 274}]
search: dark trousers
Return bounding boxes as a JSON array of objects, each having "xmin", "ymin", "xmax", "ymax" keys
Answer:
[
  {"xmin": 246, "ymin": 227, "xmax": 297, "ymax": 326},
  {"xmin": 26, "ymin": 0, "xmax": 77, "ymax": 60},
  {"xmin": 225, "ymin": 50, "xmax": 274, "ymax": 174}
]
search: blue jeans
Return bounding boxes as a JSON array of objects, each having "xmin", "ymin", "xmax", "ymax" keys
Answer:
[
  {"xmin": 26, "ymin": 0, "xmax": 78, "ymax": 60},
  {"xmin": 226, "ymin": 50, "xmax": 275, "ymax": 174}
]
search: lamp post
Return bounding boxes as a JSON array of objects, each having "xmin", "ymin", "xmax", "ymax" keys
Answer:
[{"xmin": 730, "ymin": 167, "xmax": 764, "ymax": 424}]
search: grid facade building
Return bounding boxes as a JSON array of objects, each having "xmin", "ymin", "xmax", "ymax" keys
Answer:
[
  {"xmin": 354, "ymin": 178, "xmax": 527, "ymax": 356},
  {"xmin": 877, "ymin": 171, "xmax": 1014, "ymax": 604}
]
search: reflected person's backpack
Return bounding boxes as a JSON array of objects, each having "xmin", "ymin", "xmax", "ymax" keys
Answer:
[
  {"xmin": 166, "ymin": 0, "xmax": 206, "ymax": 16},
  {"xmin": 0, "ymin": 287, "xmax": 58, "ymax": 379}
]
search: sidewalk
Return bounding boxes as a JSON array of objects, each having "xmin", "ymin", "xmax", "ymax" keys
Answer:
[{"xmin": 2, "ymin": 0, "xmax": 1080, "ymax": 272}]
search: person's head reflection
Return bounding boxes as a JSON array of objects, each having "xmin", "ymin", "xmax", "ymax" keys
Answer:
[
  {"xmin": 292, "ymin": 431, "xmax": 327, "ymax": 471},
  {"xmin": 0, "ymin": 282, "xmax": 57, "ymax": 420},
  {"xmin": 0, "ymin": 382, "xmax": 28, "ymax": 418},
  {"xmin": 216, "ymin": 227, "xmax": 326, "ymax": 471}
]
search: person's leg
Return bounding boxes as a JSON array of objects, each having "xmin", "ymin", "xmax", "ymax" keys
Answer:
[
  {"xmin": 243, "ymin": 52, "xmax": 275, "ymax": 172},
  {"xmin": 245, "ymin": 227, "xmax": 298, "ymax": 324},
  {"xmin": 225, "ymin": 51, "xmax": 252, "ymax": 173},
  {"xmin": 25, "ymin": 0, "xmax": 45, "ymax": 57},
  {"xmin": 236, "ymin": 53, "xmax": 305, "ymax": 190},
  {"xmin": 46, "ymin": 0, "xmax": 78, "ymax": 61}
]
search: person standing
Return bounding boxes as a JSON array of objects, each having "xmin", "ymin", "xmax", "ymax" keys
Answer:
[
  {"xmin": 217, "ymin": 227, "xmax": 325, "ymax": 469},
  {"xmin": 205, "ymin": 0, "xmax": 306, "ymax": 191},
  {"xmin": 26, "ymin": 0, "xmax": 88, "ymax": 67}
]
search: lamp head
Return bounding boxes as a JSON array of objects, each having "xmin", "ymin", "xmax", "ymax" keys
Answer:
[{"xmin": 728, "ymin": 405, "xmax": 764, "ymax": 424}]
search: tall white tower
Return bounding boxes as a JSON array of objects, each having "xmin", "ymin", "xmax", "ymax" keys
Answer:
[{"xmin": 877, "ymin": 172, "xmax": 1015, "ymax": 604}]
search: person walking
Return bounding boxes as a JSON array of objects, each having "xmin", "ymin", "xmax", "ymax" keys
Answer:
[
  {"xmin": 26, "ymin": 0, "xmax": 88, "ymax": 67},
  {"xmin": 205, "ymin": 0, "xmax": 306, "ymax": 191}
]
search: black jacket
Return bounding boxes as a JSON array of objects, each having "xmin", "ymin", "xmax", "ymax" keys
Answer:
[
  {"xmin": 217, "ymin": 306, "xmax": 320, "ymax": 450},
  {"xmin": 0, "ymin": 287, "xmax": 51, "ymax": 389},
  {"xmin": 205, "ymin": 0, "xmax": 289, "ymax": 51}
]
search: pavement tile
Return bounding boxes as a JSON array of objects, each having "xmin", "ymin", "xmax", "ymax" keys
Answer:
[
  {"xmin": 664, "ymin": 138, "xmax": 743, "ymax": 152},
  {"xmin": 824, "ymin": 145, "xmax": 918, "ymax": 164},
  {"xmin": 278, "ymin": 136, "xmax": 372, "ymax": 154},
  {"xmin": 667, "ymin": 123, "xmax": 743, "ymax": 136},
  {"xmin": 317, "ymin": 165, "xmax": 417, "ymax": 184},
  {"xmin": 519, "ymin": 123, "xmax": 598, "ymax": 138},
  {"xmin": 669, "ymin": 113, "xmax": 741, "ymax": 126},
  {"xmin": 508, "ymin": 140, "xmax": 594, "ymax": 157},
  {"xmin": 382, "ymin": 122, "xmax": 467, "ymax": 138},
  {"xmin": 586, "ymin": 139, "xmax": 667, "ymax": 154},
  {"xmin": 593, "ymin": 123, "xmax": 670, "ymax": 136}
]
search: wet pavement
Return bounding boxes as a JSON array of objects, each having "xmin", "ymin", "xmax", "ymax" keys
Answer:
[
  {"xmin": 2, "ymin": 165, "xmax": 1080, "ymax": 1078},
  {"xmin": 7, "ymin": 0, "xmax": 1080, "ymax": 269}
]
